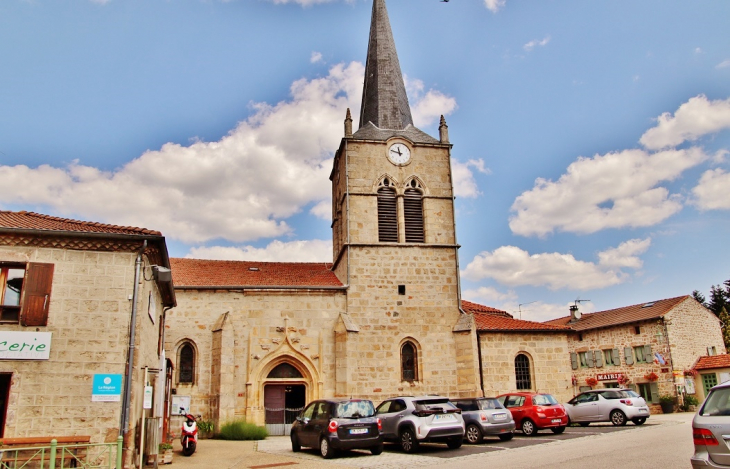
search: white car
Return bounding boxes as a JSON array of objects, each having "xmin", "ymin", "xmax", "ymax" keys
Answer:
[{"xmin": 566, "ymin": 389, "xmax": 650, "ymax": 426}]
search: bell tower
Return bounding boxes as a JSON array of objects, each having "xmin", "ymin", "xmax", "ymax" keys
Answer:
[{"xmin": 331, "ymin": 0, "xmax": 480, "ymax": 399}]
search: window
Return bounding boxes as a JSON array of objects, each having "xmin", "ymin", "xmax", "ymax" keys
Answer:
[
  {"xmin": 604, "ymin": 349, "xmax": 618, "ymax": 366},
  {"xmin": 634, "ymin": 345, "xmax": 651, "ymax": 364},
  {"xmin": 377, "ymin": 179, "xmax": 398, "ymax": 242},
  {"xmin": 634, "ymin": 326, "xmax": 641, "ymax": 334},
  {"xmin": 0, "ymin": 263, "xmax": 53, "ymax": 326},
  {"xmin": 179, "ymin": 343, "xmax": 195, "ymax": 384},
  {"xmin": 708, "ymin": 346, "xmax": 718, "ymax": 356},
  {"xmin": 637, "ymin": 382, "xmax": 659, "ymax": 403},
  {"xmin": 515, "ymin": 354, "xmax": 532, "ymax": 390},
  {"xmin": 403, "ymin": 180, "xmax": 424, "ymax": 243},
  {"xmin": 401, "ymin": 342, "xmax": 417, "ymax": 382},
  {"xmin": 702, "ymin": 373, "xmax": 718, "ymax": 397},
  {"xmin": 578, "ymin": 351, "xmax": 589, "ymax": 368},
  {"xmin": 267, "ymin": 363, "xmax": 303, "ymax": 379},
  {"xmin": 503, "ymin": 395, "xmax": 525, "ymax": 408}
]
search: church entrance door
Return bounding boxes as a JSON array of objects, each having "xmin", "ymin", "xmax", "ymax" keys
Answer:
[{"xmin": 264, "ymin": 384, "xmax": 306, "ymax": 436}]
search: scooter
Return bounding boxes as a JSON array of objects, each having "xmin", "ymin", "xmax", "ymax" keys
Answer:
[{"xmin": 180, "ymin": 408, "xmax": 198, "ymax": 456}]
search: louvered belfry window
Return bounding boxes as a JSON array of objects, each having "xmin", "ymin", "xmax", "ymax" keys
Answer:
[
  {"xmin": 404, "ymin": 186, "xmax": 424, "ymax": 243},
  {"xmin": 377, "ymin": 179, "xmax": 398, "ymax": 242}
]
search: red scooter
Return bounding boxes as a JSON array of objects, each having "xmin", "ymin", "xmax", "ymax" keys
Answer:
[{"xmin": 180, "ymin": 408, "xmax": 198, "ymax": 456}]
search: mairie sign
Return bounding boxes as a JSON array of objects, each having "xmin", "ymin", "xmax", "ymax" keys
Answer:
[
  {"xmin": 0, "ymin": 331, "xmax": 52, "ymax": 360},
  {"xmin": 92, "ymin": 374, "xmax": 123, "ymax": 402}
]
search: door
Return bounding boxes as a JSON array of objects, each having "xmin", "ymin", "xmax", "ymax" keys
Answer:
[
  {"xmin": 264, "ymin": 385, "xmax": 286, "ymax": 436},
  {"xmin": 571, "ymin": 393, "xmax": 599, "ymax": 421},
  {"xmin": 0, "ymin": 374, "xmax": 10, "ymax": 437},
  {"xmin": 376, "ymin": 399, "xmax": 405, "ymax": 439}
]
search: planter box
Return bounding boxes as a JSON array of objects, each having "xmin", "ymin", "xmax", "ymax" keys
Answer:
[{"xmin": 660, "ymin": 402, "xmax": 674, "ymax": 414}]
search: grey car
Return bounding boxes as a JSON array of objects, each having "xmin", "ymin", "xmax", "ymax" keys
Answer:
[
  {"xmin": 692, "ymin": 381, "xmax": 730, "ymax": 468},
  {"xmin": 376, "ymin": 396, "xmax": 465, "ymax": 453},
  {"xmin": 452, "ymin": 397, "xmax": 515, "ymax": 444},
  {"xmin": 565, "ymin": 388, "xmax": 650, "ymax": 426}
]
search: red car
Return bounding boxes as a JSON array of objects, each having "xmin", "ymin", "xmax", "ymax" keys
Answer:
[{"xmin": 496, "ymin": 392, "xmax": 568, "ymax": 436}]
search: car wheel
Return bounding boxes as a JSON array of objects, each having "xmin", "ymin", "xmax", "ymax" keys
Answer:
[
  {"xmin": 521, "ymin": 418, "xmax": 537, "ymax": 436},
  {"xmin": 320, "ymin": 438, "xmax": 336, "ymax": 459},
  {"xmin": 610, "ymin": 410, "xmax": 627, "ymax": 426},
  {"xmin": 371, "ymin": 444, "xmax": 384, "ymax": 455},
  {"xmin": 498, "ymin": 433, "xmax": 514, "ymax": 441},
  {"xmin": 446, "ymin": 436, "xmax": 463, "ymax": 449},
  {"xmin": 632, "ymin": 417, "xmax": 646, "ymax": 426},
  {"xmin": 465, "ymin": 423, "xmax": 483, "ymax": 444},
  {"xmin": 551, "ymin": 426, "xmax": 565, "ymax": 434},
  {"xmin": 291, "ymin": 433, "xmax": 301, "ymax": 452},
  {"xmin": 400, "ymin": 428, "xmax": 419, "ymax": 453},
  {"xmin": 578, "ymin": 422, "xmax": 590, "ymax": 427}
]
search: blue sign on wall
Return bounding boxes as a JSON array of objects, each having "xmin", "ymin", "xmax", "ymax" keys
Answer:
[{"xmin": 92, "ymin": 374, "xmax": 123, "ymax": 402}]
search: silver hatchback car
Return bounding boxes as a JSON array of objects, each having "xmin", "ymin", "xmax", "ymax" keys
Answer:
[
  {"xmin": 565, "ymin": 388, "xmax": 650, "ymax": 426},
  {"xmin": 692, "ymin": 381, "xmax": 730, "ymax": 468}
]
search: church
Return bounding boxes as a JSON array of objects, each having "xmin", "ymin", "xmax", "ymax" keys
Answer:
[{"xmin": 164, "ymin": 0, "xmax": 574, "ymax": 435}]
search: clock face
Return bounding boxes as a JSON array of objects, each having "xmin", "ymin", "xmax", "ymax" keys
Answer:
[{"xmin": 388, "ymin": 143, "xmax": 411, "ymax": 164}]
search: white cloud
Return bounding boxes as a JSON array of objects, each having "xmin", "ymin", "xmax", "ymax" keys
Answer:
[
  {"xmin": 187, "ymin": 239, "xmax": 332, "ymax": 262},
  {"xmin": 452, "ymin": 159, "xmax": 490, "ymax": 199},
  {"xmin": 405, "ymin": 77, "xmax": 458, "ymax": 128},
  {"xmin": 695, "ymin": 47, "xmax": 703, "ymax": 55},
  {"xmin": 509, "ymin": 147, "xmax": 706, "ymax": 237},
  {"xmin": 692, "ymin": 168, "xmax": 730, "ymax": 210},
  {"xmin": 639, "ymin": 95, "xmax": 730, "ymax": 150},
  {"xmin": 310, "ymin": 51, "xmax": 323, "ymax": 64},
  {"xmin": 483, "ymin": 0, "xmax": 505, "ymax": 13},
  {"xmin": 717, "ymin": 60, "xmax": 730, "ymax": 69},
  {"xmin": 268, "ymin": 0, "xmax": 342, "ymax": 6},
  {"xmin": 462, "ymin": 239, "xmax": 651, "ymax": 291},
  {"xmin": 463, "ymin": 286, "xmax": 517, "ymax": 304},
  {"xmin": 523, "ymin": 36, "xmax": 550, "ymax": 52}
]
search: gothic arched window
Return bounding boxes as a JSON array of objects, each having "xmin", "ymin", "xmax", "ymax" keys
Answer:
[
  {"xmin": 403, "ymin": 179, "xmax": 424, "ymax": 243},
  {"xmin": 179, "ymin": 342, "xmax": 195, "ymax": 384},
  {"xmin": 267, "ymin": 363, "xmax": 303, "ymax": 379},
  {"xmin": 515, "ymin": 353, "xmax": 532, "ymax": 390},
  {"xmin": 401, "ymin": 341, "xmax": 418, "ymax": 382},
  {"xmin": 377, "ymin": 178, "xmax": 398, "ymax": 242}
]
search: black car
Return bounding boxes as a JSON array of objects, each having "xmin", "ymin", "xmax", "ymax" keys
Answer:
[{"xmin": 290, "ymin": 398, "xmax": 383, "ymax": 459}]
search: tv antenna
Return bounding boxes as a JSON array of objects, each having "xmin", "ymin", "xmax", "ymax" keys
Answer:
[{"xmin": 518, "ymin": 301, "xmax": 537, "ymax": 320}]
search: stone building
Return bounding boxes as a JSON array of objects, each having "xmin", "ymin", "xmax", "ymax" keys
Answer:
[
  {"xmin": 691, "ymin": 354, "xmax": 730, "ymax": 401},
  {"xmin": 545, "ymin": 296, "xmax": 725, "ymax": 409},
  {"xmin": 0, "ymin": 211, "xmax": 175, "ymax": 467}
]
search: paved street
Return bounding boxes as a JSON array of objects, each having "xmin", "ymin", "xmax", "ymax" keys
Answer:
[{"xmin": 170, "ymin": 412, "xmax": 695, "ymax": 468}]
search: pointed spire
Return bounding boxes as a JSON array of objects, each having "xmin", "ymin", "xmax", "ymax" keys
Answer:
[
  {"xmin": 358, "ymin": 0, "xmax": 413, "ymax": 131},
  {"xmin": 439, "ymin": 115, "xmax": 449, "ymax": 143},
  {"xmin": 344, "ymin": 108, "xmax": 353, "ymax": 137}
]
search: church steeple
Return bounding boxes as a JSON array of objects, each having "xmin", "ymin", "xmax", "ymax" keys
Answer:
[{"xmin": 359, "ymin": 0, "xmax": 413, "ymax": 131}]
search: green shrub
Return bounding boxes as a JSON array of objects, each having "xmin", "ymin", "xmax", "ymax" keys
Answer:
[
  {"xmin": 684, "ymin": 395, "xmax": 699, "ymax": 406},
  {"xmin": 659, "ymin": 394, "xmax": 675, "ymax": 404},
  {"xmin": 197, "ymin": 420, "xmax": 215, "ymax": 434},
  {"xmin": 217, "ymin": 420, "xmax": 268, "ymax": 440}
]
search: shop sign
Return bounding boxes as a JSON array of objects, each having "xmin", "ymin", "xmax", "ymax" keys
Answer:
[
  {"xmin": 597, "ymin": 373, "xmax": 623, "ymax": 381},
  {"xmin": 92, "ymin": 374, "xmax": 122, "ymax": 402},
  {"xmin": 673, "ymin": 369, "xmax": 684, "ymax": 385},
  {"xmin": 0, "ymin": 331, "xmax": 52, "ymax": 360}
]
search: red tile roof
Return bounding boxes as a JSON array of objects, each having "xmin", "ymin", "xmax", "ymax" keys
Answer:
[
  {"xmin": 0, "ymin": 211, "xmax": 161, "ymax": 236},
  {"xmin": 694, "ymin": 354, "xmax": 730, "ymax": 371},
  {"xmin": 461, "ymin": 300, "xmax": 570, "ymax": 332},
  {"xmin": 170, "ymin": 258, "xmax": 343, "ymax": 288},
  {"xmin": 544, "ymin": 296, "xmax": 690, "ymax": 331}
]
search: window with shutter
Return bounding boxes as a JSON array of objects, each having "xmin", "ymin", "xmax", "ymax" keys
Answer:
[
  {"xmin": 586, "ymin": 350, "xmax": 594, "ymax": 367},
  {"xmin": 624, "ymin": 347, "xmax": 634, "ymax": 365},
  {"xmin": 7, "ymin": 262, "xmax": 54, "ymax": 327},
  {"xmin": 403, "ymin": 180, "xmax": 424, "ymax": 243},
  {"xmin": 570, "ymin": 352, "xmax": 578, "ymax": 370},
  {"xmin": 594, "ymin": 350, "xmax": 603, "ymax": 368},
  {"xmin": 612, "ymin": 348, "xmax": 621, "ymax": 366},
  {"xmin": 377, "ymin": 181, "xmax": 398, "ymax": 242},
  {"xmin": 0, "ymin": 264, "xmax": 26, "ymax": 323}
]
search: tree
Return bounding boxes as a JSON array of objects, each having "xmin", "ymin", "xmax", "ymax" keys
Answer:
[
  {"xmin": 708, "ymin": 283, "xmax": 730, "ymax": 317},
  {"xmin": 719, "ymin": 307, "xmax": 730, "ymax": 351},
  {"xmin": 693, "ymin": 290, "xmax": 708, "ymax": 307}
]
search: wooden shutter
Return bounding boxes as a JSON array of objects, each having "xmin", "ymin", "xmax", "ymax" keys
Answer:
[
  {"xmin": 612, "ymin": 348, "xmax": 621, "ymax": 366},
  {"xmin": 570, "ymin": 352, "xmax": 578, "ymax": 370},
  {"xmin": 643, "ymin": 344, "xmax": 652, "ymax": 363},
  {"xmin": 624, "ymin": 347, "xmax": 634, "ymax": 365},
  {"xmin": 586, "ymin": 351, "xmax": 594, "ymax": 367},
  {"xmin": 20, "ymin": 263, "xmax": 54, "ymax": 327},
  {"xmin": 594, "ymin": 350, "xmax": 603, "ymax": 368},
  {"xmin": 649, "ymin": 383, "xmax": 660, "ymax": 403},
  {"xmin": 377, "ymin": 188, "xmax": 398, "ymax": 242},
  {"xmin": 403, "ymin": 189, "xmax": 424, "ymax": 243}
]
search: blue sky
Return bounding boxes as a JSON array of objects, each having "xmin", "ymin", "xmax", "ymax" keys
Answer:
[{"xmin": 1, "ymin": 0, "xmax": 729, "ymax": 321}]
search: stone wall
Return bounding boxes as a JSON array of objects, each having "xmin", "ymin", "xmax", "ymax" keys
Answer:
[{"xmin": 666, "ymin": 297, "xmax": 726, "ymax": 370}]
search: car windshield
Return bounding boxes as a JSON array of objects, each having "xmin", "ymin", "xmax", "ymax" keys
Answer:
[
  {"xmin": 700, "ymin": 387, "xmax": 730, "ymax": 416},
  {"xmin": 533, "ymin": 394, "xmax": 559, "ymax": 406},
  {"xmin": 335, "ymin": 400, "xmax": 376, "ymax": 418},
  {"xmin": 478, "ymin": 398, "xmax": 504, "ymax": 410}
]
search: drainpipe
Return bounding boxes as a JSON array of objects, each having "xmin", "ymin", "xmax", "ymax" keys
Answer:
[{"xmin": 120, "ymin": 241, "xmax": 147, "ymax": 440}]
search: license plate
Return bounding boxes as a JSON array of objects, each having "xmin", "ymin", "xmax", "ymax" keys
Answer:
[
  {"xmin": 551, "ymin": 419, "xmax": 562, "ymax": 423},
  {"xmin": 349, "ymin": 428, "xmax": 368, "ymax": 435},
  {"xmin": 434, "ymin": 414, "xmax": 455, "ymax": 421},
  {"xmin": 639, "ymin": 408, "xmax": 648, "ymax": 413},
  {"xmin": 493, "ymin": 413, "xmax": 507, "ymax": 421}
]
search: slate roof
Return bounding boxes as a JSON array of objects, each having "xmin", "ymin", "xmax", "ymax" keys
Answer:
[
  {"xmin": 461, "ymin": 300, "xmax": 570, "ymax": 332},
  {"xmin": 359, "ymin": 0, "xmax": 413, "ymax": 131},
  {"xmin": 170, "ymin": 258, "xmax": 343, "ymax": 289},
  {"xmin": 352, "ymin": 122, "xmax": 440, "ymax": 145},
  {"xmin": 694, "ymin": 354, "xmax": 730, "ymax": 371},
  {"xmin": 0, "ymin": 210, "xmax": 161, "ymax": 236},
  {"xmin": 544, "ymin": 296, "xmax": 690, "ymax": 332}
]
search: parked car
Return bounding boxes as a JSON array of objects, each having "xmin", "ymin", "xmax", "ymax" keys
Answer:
[
  {"xmin": 497, "ymin": 392, "xmax": 568, "ymax": 436},
  {"xmin": 691, "ymin": 380, "xmax": 730, "ymax": 468},
  {"xmin": 376, "ymin": 395, "xmax": 465, "ymax": 453},
  {"xmin": 452, "ymin": 397, "xmax": 516, "ymax": 444},
  {"xmin": 565, "ymin": 388, "xmax": 650, "ymax": 426},
  {"xmin": 290, "ymin": 398, "xmax": 383, "ymax": 459}
]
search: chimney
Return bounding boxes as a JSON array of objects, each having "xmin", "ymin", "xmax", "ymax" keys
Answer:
[{"xmin": 569, "ymin": 305, "xmax": 581, "ymax": 321}]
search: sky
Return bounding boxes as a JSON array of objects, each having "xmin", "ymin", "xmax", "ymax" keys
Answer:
[{"xmin": 1, "ymin": 0, "xmax": 729, "ymax": 322}]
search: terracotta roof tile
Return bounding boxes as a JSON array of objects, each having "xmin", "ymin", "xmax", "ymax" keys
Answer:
[
  {"xmin": 694, "ymin": 354, "xmax": 730, "ymax": 371},
  {"xmin": 544, "ymin": 296, "xmax": 690, "ymax": 331},
  {"xmin": 170, "ymin": 258, "xmax": 343, "ymax": 288},
  {"xmin": 0, "ymin": 211, "xmax": 161, "ymax": 236},
  {"xmin": 462, "ymin": 300, "xmax": 570, "ymax": 332},
  {"xmin": 461, "ymin": 300, "xmax": 513, "ymax": 318}
]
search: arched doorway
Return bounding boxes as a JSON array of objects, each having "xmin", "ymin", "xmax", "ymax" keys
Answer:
[{"xmin": 263, "ymin": 362, "xmax": 307, "ymax": 436}]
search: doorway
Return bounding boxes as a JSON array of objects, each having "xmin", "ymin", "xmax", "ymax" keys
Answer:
[
  {"xmin": 264, "ymin": 384, "xmax": 306, "ymax": 436},
  {"xmin": 0, "ymin": 374, "xmax": 11, "ymax": 437}
]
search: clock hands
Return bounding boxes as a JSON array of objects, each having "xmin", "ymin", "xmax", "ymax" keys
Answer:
[{"xmin": 391, "ymin": 146, "xmax": 403, "ymax": 157}]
